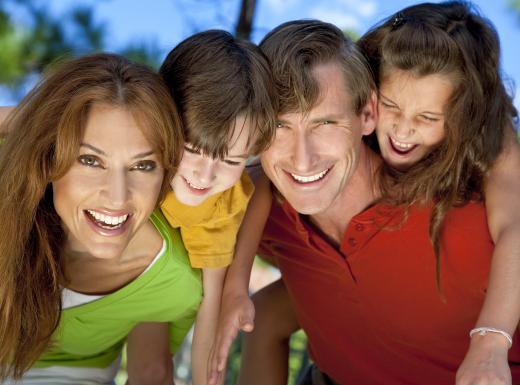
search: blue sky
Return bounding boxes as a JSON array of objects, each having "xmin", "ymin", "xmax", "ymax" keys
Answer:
[{"xmin": 4, "ymin": 0, "xmax": 520, "ymax": 110}]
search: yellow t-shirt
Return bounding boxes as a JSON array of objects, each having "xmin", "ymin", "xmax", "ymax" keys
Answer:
[{"xmin": 160, "ymin": 172, "xmax": 254, "ymax": 268}]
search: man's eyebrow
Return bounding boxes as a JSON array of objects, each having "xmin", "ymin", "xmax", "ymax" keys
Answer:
[
  {"xmin": 309, "ymin": 113, "xmax": 345, "ymax": 124},
  {"xmin": 80, "ymin": 143, "xmax": 155, "ymax": 159}
]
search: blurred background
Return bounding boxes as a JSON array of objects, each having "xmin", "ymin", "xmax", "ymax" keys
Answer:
[
  {"xmin": 1, "ymin": 1, "xmax": 519, "ymax": 384},
  {"xmin": 1, "ymin": 0, "xmax": 520, "ymax": 108}
]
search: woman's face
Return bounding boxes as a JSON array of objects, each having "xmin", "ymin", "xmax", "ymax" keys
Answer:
[
  {"xmin": 376, "ymin": 69, "xmax": 454, "ymax": 171},
  {"xmin": 53, "ymin": 103, "xmax": 164, "ymax": 260}
]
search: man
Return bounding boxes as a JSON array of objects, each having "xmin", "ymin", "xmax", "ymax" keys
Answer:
[{"xmin": 231, "ymin": 20, "xmax": 520, "ymax": 385}]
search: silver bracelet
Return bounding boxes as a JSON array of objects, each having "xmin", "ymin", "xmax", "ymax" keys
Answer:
[{"xmin": 469, "ymin": 327, "xmax": 513, "ymax": 348}]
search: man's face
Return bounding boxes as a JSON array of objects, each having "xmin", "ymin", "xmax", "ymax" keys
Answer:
[{"xmin": 261, "ymin": 62, "xmax": 376, "ymax": 215}]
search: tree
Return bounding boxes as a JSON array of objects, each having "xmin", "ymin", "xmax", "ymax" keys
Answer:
[
  {"xmin": 0, "ymin": 0, "xmax": 161, "ymax": 99},
  {"xmin": 235, "ymin": 0, "xmax": 256, "ymax": 40}
]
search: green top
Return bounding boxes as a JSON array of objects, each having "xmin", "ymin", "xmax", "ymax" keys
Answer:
[{"xmin": 34, "ymin": 209, "xmax": 202, "ymax": 369}]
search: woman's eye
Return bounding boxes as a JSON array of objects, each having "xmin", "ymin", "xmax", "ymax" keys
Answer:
[
  {"xmin": 276, "ymin": 122, "xmax": 285, "ymax": 129},
  {"xmin": 133, "ymin": 160, "xmax": 157, "ymax": 172},
  {"xmin": 78, "ymin": 155, "xmax": 101, "ymax": 168}
]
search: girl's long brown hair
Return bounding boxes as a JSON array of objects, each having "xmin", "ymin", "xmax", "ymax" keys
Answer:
[
  {"xmin": 358, "ymin": 1, "xmax": 517, "ymax": 292},
  {"xmin": 0, "ymin": 53, "xmax": 182, "ymax": 380}
]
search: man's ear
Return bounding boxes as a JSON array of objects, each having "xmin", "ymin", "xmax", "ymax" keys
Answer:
[{"xmin": 360, "ymin": 91, "xmax": 378, "ymax": 136}]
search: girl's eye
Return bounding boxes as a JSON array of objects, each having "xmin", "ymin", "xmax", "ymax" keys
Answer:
[
  {"xmin": 422, "ymin": 115, "xmax": 440, "ymax": 122},
  {"xmin": 78, "ymin": 154, "xmax": 101, "ymax": 168},
  {"xmin": 133, "ymin": 160, "xmax": 157, "ymax": 172},
  {"xmin": 380, "ymin": 101, "xmax": 396, "ymax": 109}
]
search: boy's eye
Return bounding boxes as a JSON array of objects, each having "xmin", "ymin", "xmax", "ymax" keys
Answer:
[
  {"xmin": 78, "ymin": 154, "xmax": 101, "ymax": 168},
  {"xmin": 184, "ymin": 145, "xmax": 201, "ymax": 155},
  {"xmin": 132, "ymin": 160, "xmax": 157, "ymax": 172},
  {"xmin": 223, "ymin": 159, "xmax": 242, "ymax": 166}
]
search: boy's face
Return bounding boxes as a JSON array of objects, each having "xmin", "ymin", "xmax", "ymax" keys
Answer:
[
  {"xmin": 376, "ymin": 69, "xmax": 452, "ymax": 171},
  {"xmin": 170, "ymin": 115, "xmax": 252, "ymax": 206}
]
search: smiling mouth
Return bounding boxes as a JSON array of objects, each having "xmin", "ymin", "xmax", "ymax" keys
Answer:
[
  {"xmin": 85, "ymin": 209, "xmax": 130, "ymax": 230},
  {"xmin": 389, "ymin": 137, "xmax": 417, "ymax": 155},
  {"xmin": 183, "ymin": 176, "xmax": 210, "ymax": 191},
  {"xmin": 289, "ymin": 168, "xmax": 330, "ymax": 184}
]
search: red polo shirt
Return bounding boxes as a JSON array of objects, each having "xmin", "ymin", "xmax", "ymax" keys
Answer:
[{"xmin": 259, "ymin": 200, "xmax": 520, "ymax": 385}]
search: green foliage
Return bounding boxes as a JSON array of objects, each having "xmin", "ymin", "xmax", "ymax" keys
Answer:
[
  {"xmin": 510, "ymin": 0, "xmax": 520, "ymax": 20},
  {"xmin": 0, "ymin": 0, "xmax": 161, "ymax": 98},
  {"xmin": 0, "ymin": 11, "xmax": 25, "ymax": 84}
]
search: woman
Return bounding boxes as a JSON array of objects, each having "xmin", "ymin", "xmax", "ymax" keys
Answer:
[{"xmin": 0, "ymin": 53, "xmax": 200, "ymax": 384}]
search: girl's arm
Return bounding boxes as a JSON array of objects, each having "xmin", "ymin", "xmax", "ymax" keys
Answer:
[
  {"xmin": 191, "ymin": 266, "xmax": 227, "ymax": 385},
  {"xmin": 457, "ymin": 127, "xmax": 520, "ymax": 385},
  {"xmin": 126, "ymin": 322, "xmax": 174, "ymax": 385},
  {"xmin": 207, "ymin": 168, "xmax": 273, "ymax": 385}
]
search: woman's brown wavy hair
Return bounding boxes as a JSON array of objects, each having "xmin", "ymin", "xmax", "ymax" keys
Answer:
[
  {"xmin": 0, "ymin": 53, "xmax": 182, "ymax": 380},
  {"xmin": 358, "ymin": 1, "xmax": 517, "ymax": 292}
]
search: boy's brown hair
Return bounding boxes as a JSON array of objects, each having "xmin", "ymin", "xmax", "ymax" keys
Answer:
[{"xmin": 160, "ymin": 30, "xmax": 278, "ymax": 159}]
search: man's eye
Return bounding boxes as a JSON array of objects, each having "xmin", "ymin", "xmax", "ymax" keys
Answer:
[
  {"xmin": 78, "ymin": 155, "xmax": 101, "ymax": 168},
  {"xmin": 133, "ymin": 160, "xmax": 157, "ymax": 172}
]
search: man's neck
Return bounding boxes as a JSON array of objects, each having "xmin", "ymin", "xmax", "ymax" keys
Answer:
[{"xmin": 309, "ymin": 145, "xmax": 381, "ymax": 246}]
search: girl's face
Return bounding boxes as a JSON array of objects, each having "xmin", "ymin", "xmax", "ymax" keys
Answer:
[
  {"xmin": 170, "ymin": 114, "xmax": 252, "ymax": 206},
  {"xmin": 376, "ymin": 69, "xmax": 454, "ymax": 171},
  {"xmin": 53, "ymin": 103, "xmax": 164, "ymax": 260}
]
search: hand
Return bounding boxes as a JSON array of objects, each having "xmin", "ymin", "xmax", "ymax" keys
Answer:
[
  {"xmin": 207, "ymin": 292, "xmax": 255, "ymax": 385},
  {"xmin": 456, "ymin": 332, "xmax": 511, "ymax": 385}
]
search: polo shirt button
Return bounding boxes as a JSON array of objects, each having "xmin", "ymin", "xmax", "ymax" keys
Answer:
[
  {"xmin": 348, "ymin": 237, "xmax": 357, "ymax": 246},
  {"xmin": 355, "ymin": 223, "xmax": 364, "ymax": 231}
]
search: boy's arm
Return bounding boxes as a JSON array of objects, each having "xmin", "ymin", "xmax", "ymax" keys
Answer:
[
  {"xmin": 208, "ymin": 169, "xmax": 273, "ymax": 385},
  {"xmin": 126, "ymin": 322, "xmax": 174, "ymax": 385},
  {"xmin": 457, "ymin": 127, "xmax": 520, "ymax": 385},
  {"xmin": 191, "ymin": 267, "xmax": 227, "ymax": 385}
]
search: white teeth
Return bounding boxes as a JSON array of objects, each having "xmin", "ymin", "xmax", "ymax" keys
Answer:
[
  {"xmin": 87, "ymin": 210, "xmax": 129, "ymax": 227},
  {"xmin": 391, "ymin": 137, "xmax": 414, "ymax": 150},
  {"xmin": 290, "ymin": 169, "xmax": 329, "ymax": 183}
]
